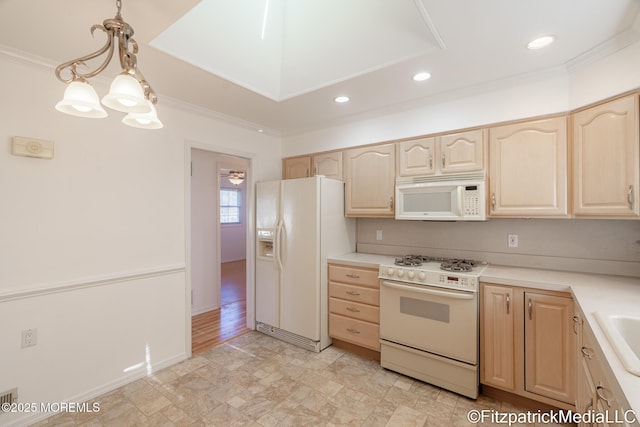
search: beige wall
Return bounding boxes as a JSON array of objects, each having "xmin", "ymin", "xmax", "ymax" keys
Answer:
[
  {"xmin": 0, "ymin": 51, "xmax": 281, "ymax": 426},
  {"xmin": 357, "ymin": 218, "xmax": 640, "ymax": 277}
]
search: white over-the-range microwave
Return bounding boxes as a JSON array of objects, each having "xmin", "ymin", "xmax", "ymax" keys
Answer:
[{"xmin": 395, "ymin": 173, "xmax": 487, "ymax": 221}]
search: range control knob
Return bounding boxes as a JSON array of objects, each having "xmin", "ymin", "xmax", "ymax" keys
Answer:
[
  {"xmin": 408, "ymin": 270, "xmax": 415, "ymax": 279},
  {"xmin": 386, "ymin": 267, "xmax": 394, "ymax": 276},
  {"xmin": 397, "ymin": 269, "xmax": 405, "ymax": 278},
  {"xmin": 418, "ymin": 272, "xmax": 426, "ymax": 280}
]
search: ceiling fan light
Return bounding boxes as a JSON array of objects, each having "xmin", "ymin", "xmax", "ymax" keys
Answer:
[
  {"xmin": 102, "ymin": 73, "xmax": 151, "ymax": 113},
  {"xmin": 55, "ymin": 80, "xmax": 108, "ymax": 118},
  {"xmin": 228, "ymin": 171, "xmax": 245, "ymax": 185},
  {"xmin": 122, "ymin": 101, "xmax": 163, "ymax": 129}
]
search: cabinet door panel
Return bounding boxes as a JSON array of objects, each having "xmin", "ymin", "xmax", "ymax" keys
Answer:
[
  {"xmin": 440, "ymin": 129, "xmax": 485, "ymax": 173},
  {"xmin": 524, "ymin": 292, "xmax": 575, "ymax": 404},
  {"xmin": 572, "ymin": 95, "xmax": 640, "ymax": 217},
  {"xmin": 481, "ymin": 284, "xmax": 515, "ymax": 391},
  {"xmin": 283, "ymin": 156, "xmax": 311, "ymax": 179},
  {"xmin": 344, "ymin": 144, "xmax": 395, "ymax": 217},
  {"xmin": 313, "ymin": 152, "xmax": 342, "ymax": 180},
  {"xmin": 489, "ymin": 117, "xmax": 568, "ymax": 217},
  {"xmin": 398, "ymin": 137, "xmax": 435, "ymax": 176}
]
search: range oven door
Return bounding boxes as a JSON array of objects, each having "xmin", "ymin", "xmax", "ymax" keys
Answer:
[{"xmin": 380, "ymin": 280, "xmax": 478, "ymax": 364}]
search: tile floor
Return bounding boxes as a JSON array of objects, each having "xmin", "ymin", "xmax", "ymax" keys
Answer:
[{"xmin": 34, "ymin": 332, "xmax": 571, "ymax": 426}]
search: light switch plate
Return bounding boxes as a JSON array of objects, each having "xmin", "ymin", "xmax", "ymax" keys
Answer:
[{"xmin": 12, "ymin": 136, "xmax": 54, "ymax": 159}]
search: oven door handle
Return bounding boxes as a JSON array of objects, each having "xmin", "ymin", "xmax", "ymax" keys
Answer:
[{"xmin": 381, "ymin": 280, "xmax": 475, "ymax": 300}]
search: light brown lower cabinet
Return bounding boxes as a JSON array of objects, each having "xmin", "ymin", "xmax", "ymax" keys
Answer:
[
  {"xmin": 480, "ymin": 283, "xmax": 576, "ymax": 409},
  {"xmin": 328, "ymin": 263, "xmax": 380, "ymax": 353},
  {"xmin": 575, "ymin": 305, "xmax": 634, "ymax": 427}
]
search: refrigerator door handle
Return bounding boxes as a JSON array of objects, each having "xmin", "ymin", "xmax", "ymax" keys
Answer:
[{"xmin": 275, "ymin": 219, "xmax": 284, "ymax": 272}]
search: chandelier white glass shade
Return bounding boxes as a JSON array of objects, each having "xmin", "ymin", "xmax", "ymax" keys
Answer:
[
  {"xmin": 55, "ymin": 80, "xmax": 107, "ymax": 118},
  {"xmin": 122, "ymin": 101, "xmax": 163, "ymax": 129},
  {"xmin": 54, "ymin": 0, "xmax": 162, "ymax": 129},
  {"xmin": 228, "ymin": 171, "xmax": 245, "ymax": 185}
]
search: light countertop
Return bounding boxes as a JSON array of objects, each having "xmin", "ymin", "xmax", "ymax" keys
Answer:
[
  {"xmin": 329, "ymin": 253, "xmax": 640, "ymax": 419},
  {"xmin": 328, "ymin": 252, "xmax": 397, "ymax": 269},
  {"xmin": 484, "ymin": 265, "xmax": 640, "ymax": 420}
]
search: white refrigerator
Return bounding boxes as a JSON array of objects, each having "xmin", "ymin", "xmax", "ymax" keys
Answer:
[{"xmin": 255, "ymin": 176, "xmax": 355, "ymax": 352}]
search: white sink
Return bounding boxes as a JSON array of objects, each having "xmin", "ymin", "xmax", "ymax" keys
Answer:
[{"xmin": 595, "ymin": 312, "xmax": 640, "ymax": 377}]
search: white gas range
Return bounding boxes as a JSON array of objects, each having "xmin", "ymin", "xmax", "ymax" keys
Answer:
[{"xmin": 378, "ymin": 255, "xmax": 487, "ymax": 399}]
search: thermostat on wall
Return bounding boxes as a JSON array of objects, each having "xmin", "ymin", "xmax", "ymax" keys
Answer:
[{"xmin": 12, "ymin": 136, "xmax": 54, "ymax": 159}]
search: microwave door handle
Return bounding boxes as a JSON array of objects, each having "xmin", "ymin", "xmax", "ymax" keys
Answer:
[{"xmin": 456, "ymin": 186, "xmax": 464, "ymax": 218}]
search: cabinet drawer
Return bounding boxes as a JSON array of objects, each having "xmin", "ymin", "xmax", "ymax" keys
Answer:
[
  {"xmin": 329, "ymin": 282, "xmax": 379, "ymax": 306},
  {"xmin": 329, "ymin": 264, "xmax": 378, "ymax": 288},
  {"xmin": 329, "ymin": 297, "xmax": 379, "ymax": 323},
  {"xmin": 329, "ymin": 314, "xmax": 380, "ymax": 351}
]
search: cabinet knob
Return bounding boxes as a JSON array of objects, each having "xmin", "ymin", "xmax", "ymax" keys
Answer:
[
  {"xmin": 441, "ymin": 153, "xmax": 446, "ymax": 168},
  {"xmin": 491, "ymin": 193, "xmax": 496, "ymax": 211},
  {"xmin": 628, "ymin": 185, "xmax": 634, "ymax": 210},
  {"xmin": 346, "ymin": 273, "xmax": 360, "ymax": 279},
  {"xmin": 346, "ymin": 290, "xmax": 360, "ymax": 296},
  {"xmin": 346, "ymin": 328, "xmax": 360, "ymax": 335},
  {"xmin": 346, "ymin": 306, "xmax": 360, "ymax": 313},
  {"xmin": 506, "ymin": 294, "xmax": 510, "ymax": 314}
]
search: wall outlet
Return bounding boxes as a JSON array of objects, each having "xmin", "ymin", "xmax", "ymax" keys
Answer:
[
  {"xmin": 508, "ymin": 234, "xmax": 519, "ymax": 248},
  {"xmin": 21, "ymin": 328, "xmax": 37, "ymax": 348},
  {"xmin": 376, "ymin": 230, "xmax": 383, "ymax": 241}
]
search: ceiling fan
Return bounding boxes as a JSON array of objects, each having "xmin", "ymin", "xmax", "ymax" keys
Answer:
[{"xmin": 220, "ymin": 169, "xmax": 245, "ymax": 185}]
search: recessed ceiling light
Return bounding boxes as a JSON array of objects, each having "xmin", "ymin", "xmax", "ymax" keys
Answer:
[
  {"xmin": 413, "ymin": 72, "xmax": 431, "ymax": 82},
  {"xmin": 527, "ymin": 35, "xmax": 556, "ymax": 50},
  {"xmin": 334, "ymin": 96, "xmax": 350, "ymax": 103}
]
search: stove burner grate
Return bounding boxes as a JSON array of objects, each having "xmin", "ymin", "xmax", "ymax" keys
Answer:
[{"xmin": 394, "ymin": 255, "xmax": 479, "ymax": 272}]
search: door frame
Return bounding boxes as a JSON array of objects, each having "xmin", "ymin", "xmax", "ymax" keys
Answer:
[{"xmin": 184, "ymin": 139, "xmax": 257, "ymax": 357}]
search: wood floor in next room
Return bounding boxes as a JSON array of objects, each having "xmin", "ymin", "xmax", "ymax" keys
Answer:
[{"xmin": 192, "ymin": 259, "xmax": 250, "ymax": 354}]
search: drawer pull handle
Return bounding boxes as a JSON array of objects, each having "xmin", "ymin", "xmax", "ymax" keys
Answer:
[
  {"xmin": 346, "ymin": 328, "xmax": 360, "ymax": 334},
  {"xmin": 346, "ymin": 306, "xmax": 360, "ymax": 313},
  {"xmin": 345, "ymin": 273, "xmax": 360, "ymax": 279},
  {"xmin": 581, "ymin": 346, "xmax": 594, "ymax": 360},
  {"xmin": 346, "ymin": 291, "xmax": 360, "ymax": 296},
  {"xmin": 596, "ymin": 385, "xmax": 612, "ymax": 408}
]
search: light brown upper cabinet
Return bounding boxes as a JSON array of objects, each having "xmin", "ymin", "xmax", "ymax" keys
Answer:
[
  {"xmin": 343, "ymin": 144, "xmax": 396, "ymax": 217},
  {"xmin": 571, "ymin": 94, "xmax": 640, "ymax": 218},
  {"xmin": 489, "ymin": 116, "xmax": 569, "ymax": 217},
  {"xmin": 283, "ymin": 152, "xmax": 343, "ymax": 180},
  {"xmin": 313, "ymin": 152, "xmax": 342, "ymax": 180},
  {"xmin": 397, "ymin": 129, "xmax": 485, "ymax": 177},
  {"xmin": 282, "ymin": 156, "xmax": 311, "ymax": 179}
]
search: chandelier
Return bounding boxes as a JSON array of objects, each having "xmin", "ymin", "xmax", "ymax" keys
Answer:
[
  {"xmin": 54, "ymin": 0, "xmax": 162, "ymax": 129},
  {"xmin": 228, "ymin": 171, "xmax": 245, "ymax": 185}
]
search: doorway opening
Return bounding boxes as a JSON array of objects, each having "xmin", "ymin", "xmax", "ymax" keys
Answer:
[{"xmin": 190, "ymin": 148, "xmax": 251, "ymax": 354}]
